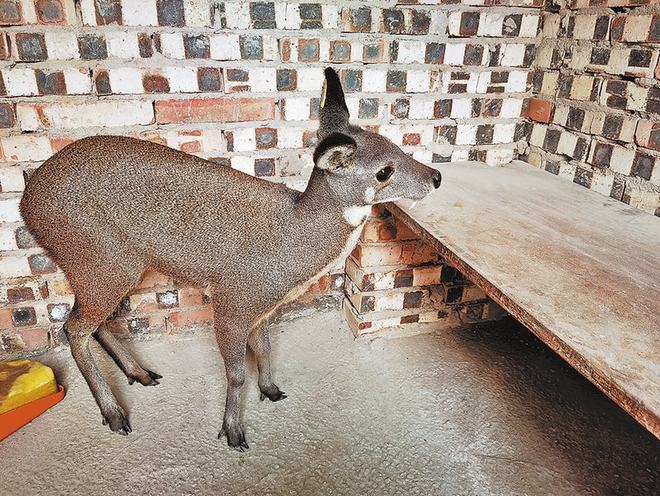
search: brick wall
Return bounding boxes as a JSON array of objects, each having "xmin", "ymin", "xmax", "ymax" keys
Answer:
[
  {"xmin": 526, "ymin": 0, "xmax": 660, "ymax": 215},
  {"xmin": 0, "ymin": 0, "xmax": 542, "ymax": 357}
]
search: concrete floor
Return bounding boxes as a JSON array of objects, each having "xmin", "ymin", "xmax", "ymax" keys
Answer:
[{"xmin": 1, "ymin": 305, "xmax": 658, "ymax": 496}]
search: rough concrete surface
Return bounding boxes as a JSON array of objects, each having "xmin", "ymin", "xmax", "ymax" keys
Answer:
[{"xmin": 1, "ymin": 307, "xmax": 658, "ymax": 496}]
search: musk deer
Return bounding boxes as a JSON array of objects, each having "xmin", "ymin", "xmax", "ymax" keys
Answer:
[{"xmin": 20, "ymin": 68, "xmax": 441, "ymax": 451}]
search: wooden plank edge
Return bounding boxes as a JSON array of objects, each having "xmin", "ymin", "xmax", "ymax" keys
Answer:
[{"xmin": 387, "ymin": 202, "xmax": 660, "ymax": 440}]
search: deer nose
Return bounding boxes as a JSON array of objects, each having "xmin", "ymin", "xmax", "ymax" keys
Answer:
[{"xmin": 432, "ymin": 171, "xmax": 442, "ymax": 189}]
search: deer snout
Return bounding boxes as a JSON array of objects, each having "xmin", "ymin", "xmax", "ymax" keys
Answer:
[{"xmin": 432, "ymin": 171, "xmax": 442, "ymax": 189}]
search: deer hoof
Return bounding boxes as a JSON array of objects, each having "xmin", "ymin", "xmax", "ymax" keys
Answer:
[
  {"xmin": 128, "ymin": 369, "xmax": 162, "ymax": 386},
  {"xmin": 259, "ymin": 386, "xmax": 287, "ymax": 402},
  {"xmin": 219, "ymin": 424, "xmax": 249, "ymax": 452},
  {"xmin": 102, "ymin": 408, "xmax": 132, "ymax": 435}
]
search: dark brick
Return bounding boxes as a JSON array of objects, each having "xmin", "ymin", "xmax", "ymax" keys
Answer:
[
  {"xmin": 386, "ymin": 70, "xmax": 406, "ymax": 92},
  {"xmin": 95, "ymin": 70, "xmax": 111, "ymax": 95},
  {"xmin": 143, "ymin": 73, "xmax": 170, "ymax": 93},
  {"xmin": 138, "ymin": 33, "xmax": 153, "ymax": 57},
  {"xmin": 523, "ymin": 44, "xmax": 535, "ymax": 67},
  {"xmin": 28, "ymin": 254, "xmax": 56, "ymax": 274},
  {"xmin": 359, "ymin": 98, "xmax": 378, "ymax": 119},
  {"xmin": 256, "ymin": 127, "xmax": 277, "ymax": 149},
  {"xmin": 0, "ymin": 102, "xmax": 14, "ymax": 127},
  {"xmin": 483, "ymin": 99, "xmax": 502, "ymax": 117},
  {"xmin": 573, "ymin": 167, "xmax": 593, "ymax": 188},
  {"xmin": 6, "ymin": 287, "xmax": 34, "ymax": 303},
  {"xmin": 299, "ymin": 3, "xmax": 322, "ymax": 29},
  {"xmin": 514, "ymin": 122, "xmax": 530, "ymax": 142},
  {"xmin": 574, "ymin": 138, "xmax": 588, "ymax": 160},
  {"xmin": 503, "ymin": 14, "xmax": 522, "ymax": 36},
  {"xmin": 348, "ymin": 7, "xmax": 371, "ymax": 32},
  {"xmin": 240, "ymin": 35, "xmax": 263, "ymax": 59},
  {"xmin": 12, "ymin": 307, "xmax": 36, "ymax": 327},
  {"xmin": 631, "ymin": 152, "xmax": 654, "ymax": 180},
  {"xmin": 610, "ymin": 16, "xmax": 624, "ymax": 41},
  {"xmin": 250, "ymin": 2, "xmax": 275, "ymax": 29},
  {"xmin": 445, "ymin": 286, "xmax": 463, "ymax": 304},
  {"xmin": 197, "ymin": 67, "xmax": 222, "ymax": 92},
  {"xmin": 590, "ymin": 47, "xmax": 610, "ymax": 65},
  {"xmin": 16, "ymin": 33, "xmax": 47, "ymax": 61},
  {"xmin": 432, "ymin": 153, "xmax": 452, "ymax": 163},
  {"xmin": 310, "ymin": 98, "xmax": 320, "ymax": 119},
  {"xmin": 628, "ymin": 49, "xmax": 652, "ymax": 68},
  {"xmin": 557, "ymin": 74, "xmax": 573, "ymax": 99},
  {"xmin": 647, "ymin": 87, "xmax": 660, "ymax": 114},
  {"xmin": 460, "ymin": 12, "xmax": 480, "ymax": 36},
  {"xmin": 298, "ymin": 38, "xmax": 319, "ymax": 62},
  {"xmin": 425, "ymin": 42, "xmax": 444, "ymax": 64},
  {"xmin": 490, "ymin": 71, "xmax": 509, "ymax": 84},
  {"xmin": 363, "ymin": 42, "xmax": 383, "ymax": 63},
  {"xmin": 95, "ymin": 0, "xmax": 122, "ymax": 25},
  {"xmin": 545, "ymin": 160, "xmax": 560, "ymax": 175},
  {"xmin": 128, "ymin": 318, "xmax": 150, "ymax": 335},
  {"xmin": 255, "ymin": 158, "xmax": 275, "ymax": 177},
  {"xmin": 400, "ymin": 314, "xmax": 419, "ymax": 324},
  {"xmin": 464, "ymin": 45, "xmax": 483, "ymax": 66},
  {"xmin": 0, "ymin": 1, "xmax": 22, "ymax": 24},
  {"xmin": 209, "ymin": 157, "xmax": 231, "ymax": 167},
  {"xmin": 591, "ymin": 142, "xmax": 613, "ymax": 168},
  {"xmin": 276, "ymin": 69, "xmax": 296, "ymax": 91},
  {"xmin": 78, "ymin": 34, "xmax": 107, "ymax": 60},
  {"xmin": 227, "ymin": 68, "xmax": 248, "ymax": 82},
  {"xmin": 471, "ymin": 99, "xmax": 482, "ymax": 118},
  {"xmin": 157, "ymin": 0, "xmax": 184, "ymax": 27},
  {"xmin": 360, "ymin": 296, "xmax": 375, "ymax": 313},
  {"xmin": 543, "ymin": 129, "xmax": 561, "ymax": 153},
  {"xmin": 411, "ymin": 10, "xmax": 430, "ymax": 34},
  {"xmin": 488, "ymin": 45, "xmax": 501, "ymax": 67},
  {"xmin": 341, "ymin": 69, "xmax": 362, "ymax": 92},
  {"xmin": 476, "ymin": 124, "xmax": 494, "ymax": 145},
  {"xmin": 610, "ymin": 177, "xmax": 625, "ymax": 201},
  {"xmin": 183, "ymin": 34, "xmax": 210, "ymax": 58},
  {"xmin": 14, "ymin": 226, "xmax": 36, "ymax": 249},
  {"xmin": 593, "ymin": 15, "xmax": 609, "ymax": 40},
  {"xmin": 330, "ymin": 40, "xmax": 350, "ymax": 62},
  {"xmin": 35, "ymin": 70, "xmax": 66, "ymax": 95},
  {"xmin": 601, "ymin": 115, "xmax": 622, "ymax": 140},
  {"xmin": 391, "ymin": 98, "xmax": 410, "ymax": 119},
  {"xmin": 650, "ymin": 15, "xmax": 660, "ymax": 42},
  {"xmin": 465, "ymin": 303, "xmax": 484, "ymax": 321},
  {"xmin": 389, "ymin": 40, "xmax": 398, "ymax": 63},
  {"xmin": 403, "ymin": 291, "xmax": 423, "ymax": 309},
  {"xmin": 437, "ymin": 125, "xmax": 457, "ymax": 145},
  {"xmin": 382, "ymin": 8, "xmax": 404, "ymax": 33},
  {"xmin": 434, "ymin": 99, "xmax": 452, "ymax": 119},
  {"xmin": 36, "ymin": 0, "xmax": 65, "ymax": 23},
  {"xmin": 566, "ymin": 107, "xmax": 585, "ymax": 130},
  {"xmin": 394, "ymin": 269, "xmax": 413, "ymax": 288}
]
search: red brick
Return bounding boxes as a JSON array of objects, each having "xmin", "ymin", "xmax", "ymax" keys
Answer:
[
  {"xmin": 167, "ymin": 307, "xmax": 214, "ymax": 331},
  {"xmin": 527, "ymin": 98, "xmax": 554, "ymax": 123},
  {"xmin": 155, "ymin": 98, "xmax": 275, "ymax": 124}
]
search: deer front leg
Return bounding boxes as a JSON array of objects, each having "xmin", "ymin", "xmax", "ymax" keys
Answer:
[
  {"xmin": 213, "ymin": 303, "xmax": 250, "ymax": 451},
  {"xmin": 248, "ymin": 325, "xmax": 287, "ymax": 402}
]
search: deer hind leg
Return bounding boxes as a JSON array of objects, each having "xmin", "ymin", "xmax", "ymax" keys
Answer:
[
  {"xmin": 248, "ymin": 325, "xmax": 286, "ymax": 402},
  {"xmin": 60, "ymin": 251, "xmax": 146, "ymax": 434},
  {"xmin": 95, "ymin": 327, "xmax": 162, "ymax": 386}
]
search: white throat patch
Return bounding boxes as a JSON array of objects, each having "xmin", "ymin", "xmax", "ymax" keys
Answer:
[{"xmin": 343, "ymin": 205, "xmax": 372, "ymax": 227}]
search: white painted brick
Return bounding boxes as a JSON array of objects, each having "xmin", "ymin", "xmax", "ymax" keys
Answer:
[
  {"xmin": 106, "ymin": 31, "xmax": 140, "ymax": 59},
  {"xmin": 0, "ymin": 256, "xmax": 31, "ymax": 278},
  {"xmin": 226, "ymin": 1, "xmax": 251, "ymax": 29},
  {"xmin": 79, "ymin": 0, "xmax": 96, "ymax": 25},
  {"xmin": 0, "ymin": 167, "xmax": 24, "ymax": 192},
  {"xmin": 412, "ymin": 149, "xmax": 433, "ymax": 163},
  {"xmin": 210, "ymin": 34, "xmax": 241, "ymax": 60},
  {"xmin": 345, "ymin": 98, "xmax": 360, "ymax": 119},
  {"xmin": 397, "ymin": 41, "xmax": 426, "ymax": 64},
  {"xmin": 184, "ymin": 0, "xmax": 211, "ymax": 27},
  {"xmin": 450, "ymin": 99, "xmax": 472, "ymax": 118},
  {"xmin": 322, "ymin": 4, "xmax": 338, "ymax": 29},
  {"xmin": 623, "ymin": 16, "xmax": 653, "ymax": 43},
  {"xmin": 233, "ymin": 128, "xmax": 256, "ymax": 152},
  {"xmin": 529, "ymin": 124, "xmax": 547, "ymax": 147},
  {"xmin": 17, "ymin": 105, "xmax": 40, "ymax": 132},
  {"xmin": 200, "ymin": 129, "xmax": 224, "ymax": 152},
  {"xmin": 505, "ymin": 71, "xmax": 528, "ymax": 93},
  {"xmin": 0, "ymin": 225, "xmax": 17, "ymax": 251},
  {"xmin": 475, "ymin": 72, "xmax": 490, "ymax": 94},
  {"xmin": 109, "ymin": 67, "xmax": 144, "ymax": 94},
  {"xmin": 444, "ymin": 44, "xmax": 465, "ymax": 65},
  {"xmin": 296, "ymin": 68, "xmax": 324, "ymax": 92},
  {"xmin": 278, "ymin": 2, "xmax": 300, "ymax": 29},
  {"xmin": 123, "ymin": 0, "xmax": 159, "ymax": 26},
  {"xmin": 1, "ymin": 135, "xmax": 52, "ymax": 162},
  {"xmin": 250, "ymin": 68, "xmax": 277, "ymax": 92},
  {"xmin": 63, "ymin": 68, "xmax": 92, "ymax": 94},
  {"xmin": 455, "ymin": 125, "xmax": 477, "ymax": 145},
  {"xmin": 44, "ymin": 32, "xmax": 80, "ymax": 60},
  {"xmin": 165, "ymin": 67, "xmax": 199, "ymax": 93},
  {"xmin": 557, "ymin": 161, "xmax": 577, "ymax": 181},
  {"xmin": 519, "ymin": 15, "xmax": 540, "ymax": 38},
  {"xmin": 571, "ymin": 15, "xmax": 598, "ymax": 40},
  {"xmin": 452, "ymin": 149, "xmax": 471, "ymax": 162},
  {"xmin": 2, "ymin": 69, "xmax": 38, "ymax": 97},
  {"xmin": 318, "ymin": 38, "xmax": 330, "ymax": 62},
  {"xmin": 278, "ymin": 128, "xmax": 303, "ymax": 149},
  {"xmin": 493, "ymin": 123, "xmax": 516, "ymax": 144},
  {"xmin": 33, "ymin": 101, "xmax": 154, "ymax": 129},
  {"xmin": 160, "ymin": 33, "xmax": 185, "ymax": 59},
  {"xmin": 479, "ymin": 13, "xmax": 505, "ymax": 36},
  {"xmin": 0, "ymin": 197, "xmax": 22, "ymax": 222},
  {"xmin": 350, "ymin": 41, "xmax": 362, "ymax": 62},
  {"xmin": 486, "ymin": 148, "xmax": 514, "ymax": 166},
  {"xmin": 283, "ymin": 97, "xmax": 310, "ymax": 121},
  {"xmin": 500, "ymin": 44, "xmax": 526, "ymax": 67},
  {"xmin": 408, "ymin": 99, "xmax": 433, "ymax": 120},
  {"xmin": 609, "ymin": 146, "xmax": 635, "ymax": 175},
  {"xmin": 406, "ymin": 71, "xmax": 430, "ymax": 93},
  {"xmin": 591, "ymin": 171, "xmax": 615, "ymax": 196},
  {"xmin": 231, "ymin": 156, "xmax": 255, "ymax": 175},
  {"xmin": 557, "ymin": 132, "xmax": 578, "ymax": 157},
  {"xmin": 447, "ymin": 12, "xmax": 462, "ymax": 36},
  {"xmin": 362, "ymin": 69, "xmax": 387, "ymax": 93},
  {"xmin": 500, "ymin": 98, "xmax": 523, "ymax": 118}
]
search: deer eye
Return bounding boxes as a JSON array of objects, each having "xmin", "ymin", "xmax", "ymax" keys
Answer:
[{"xmin": 376, "ymin": 166, "xmax": 394, "ymax": 182}]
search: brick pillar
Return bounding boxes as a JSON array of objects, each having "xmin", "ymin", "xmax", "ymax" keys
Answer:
[{"xmin": 343, "ymin": 206, "xmax": 507, "ymax": 338}]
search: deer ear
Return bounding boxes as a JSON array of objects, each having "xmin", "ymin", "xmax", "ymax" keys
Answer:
[
  {"xmin": 313, "ymin": 132, "xmax": 356, "ymax": 171},
  {"xmin": 318, "ymin": 68, "xmax": 349, "ymax": 139}
]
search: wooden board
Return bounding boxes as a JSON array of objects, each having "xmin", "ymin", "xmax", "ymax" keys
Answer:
[{"xmin": 389, "ymin": 161, "xmax": 660, "ymax": 438}]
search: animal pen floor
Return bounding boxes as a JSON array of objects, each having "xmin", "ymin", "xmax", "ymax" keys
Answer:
[{"xmin": 1, "ymin": 305, "xmax": 658, "ymax": 496}]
